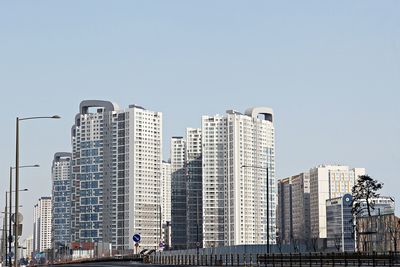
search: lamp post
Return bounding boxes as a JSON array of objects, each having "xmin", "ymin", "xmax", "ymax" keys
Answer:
[
  {"xmin": 9, "ymin": 165, "xmax": 38, "ymax": 267},
  {"xmin": 14, "ymin": 115, "xmax": 60, "ymax": 267},
  {"xmin": 0, "ymin": 226, "xmax": 6, "ymax": 265},
  {"xmin": 4, "ymin": 189, "xmax": 28, "ymax": 267},
  {"xmin": 241, "ymin": 164, "xmax": 270, "ymax": 254},
  {"xmin": 4, "ymin": 193, "xmax": 8, "ymax": 266}
]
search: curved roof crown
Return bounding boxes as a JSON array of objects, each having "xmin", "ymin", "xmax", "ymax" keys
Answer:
[
  {"xmin": 79, "ymin": 100, "xmax": 119, "ymax": 114},
  {"xmin": 244, "ymin": 107, "xmax": 274, "ymax": 122},
  {"xmin": 52, "ymin": 152, "xmax": 72, "ymax": 169},
  {"xmin": 53, "ymin": 152, "xmax": 72, "ymax": 161}
]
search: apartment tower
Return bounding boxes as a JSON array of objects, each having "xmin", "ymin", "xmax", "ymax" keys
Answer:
[
  {"xmin": 51, "ymin": 152, "xmax": 72, "ymax": 249},
  {"xmin": 185, "ymin": 128, "xmax": 203, "ymax": 249},
  {"xmin": 170, "ymin": 137, "xmax": 187, "ymax": 249},
  {"xmin": 33, "ymin": 197, "xmax": 52, "ymax": 253},
  {"xmin": 161, "ymin": 161, "xmax": 172, "ymax": 225},
  {"xmin": 70, "ymin": 100, "xmax": 162, "ymax": 251},
  {"xmin": 277, "ymin": 172, "xmax": 310, "ymax": 245},
  {"xmin": 202, "ymin": 107, "xmax": 275, "ymax": 247},
  {"xmin": 171, "ymin": 128, "xmax": 203, "ymax": 249}
]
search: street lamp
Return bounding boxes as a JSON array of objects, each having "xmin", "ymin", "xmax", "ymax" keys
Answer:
[
  {"xmin": 241, "ymin": 164, "xmax": 270, "ymax": 254},
  {"xmin": 8, "ymin": 165, "xmax": 38, "ymax": 267},
  {"xmin": 0, "ymin": 227, "xmax": 6, "ymax": 265},
  {"xmin": 14, "ymin": 115, "xmax": 60, "ymax": 267},
  {"xmin": 6, "ymin": 186, "xmax": 30, "ymax": 267}
]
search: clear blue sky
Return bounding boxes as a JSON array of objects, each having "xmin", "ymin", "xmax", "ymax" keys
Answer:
[{"xmin": 1, "ymin": 1, "xmax": 399, "ymax": 241}]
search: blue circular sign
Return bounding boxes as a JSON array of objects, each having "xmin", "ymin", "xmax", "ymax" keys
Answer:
[{"xmin": 132, "ymin": 233, "xmax": 141, "ymax": 243}]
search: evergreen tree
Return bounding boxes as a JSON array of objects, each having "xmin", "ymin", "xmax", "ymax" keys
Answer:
[{"xmin": 351, "ymin": 175, "xmax": 383, "ymax": 217}]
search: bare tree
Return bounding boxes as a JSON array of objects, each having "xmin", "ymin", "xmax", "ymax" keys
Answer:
[
  {"xmin": 333, "ymin": 234, "xmax": 342, "ymax": 252},
  {"xmin": 276, "ymin": 229, "xmax": 283, "ymax": 253},
  {"xmin": 310, "ymin": 225, "xmax": 319, "ymax": 252},
  {"xmin": 292, "ymin": 237, "xmax": 300, "ymax": 253},
  {"xmin": 386, "ymin": 217, "xmax": 400, "ymax": 252},
  {"xmin": 296, "ymin": 230, "xmax": 309, "ymax": 253}
]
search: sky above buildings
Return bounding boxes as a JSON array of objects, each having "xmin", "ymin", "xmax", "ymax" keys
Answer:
[{"xmin": 0, "ymin": 1, "xmax": 399, "ymax": 240}]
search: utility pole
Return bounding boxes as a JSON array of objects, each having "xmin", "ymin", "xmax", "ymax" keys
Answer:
[{"xmin": 5, "ymin": 193, "xmax": 8, "ymax": 266}]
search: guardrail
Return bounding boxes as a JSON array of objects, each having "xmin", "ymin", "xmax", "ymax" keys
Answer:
[
  {"xmin": 150, "ymin": 252, "xmax": 400, "ymax": 266},
  {"xmin": 45, "ymin": 254, "xmax": 145, "ymax": 266}
]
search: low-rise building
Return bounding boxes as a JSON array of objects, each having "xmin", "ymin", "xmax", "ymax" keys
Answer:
[
  {"xmin": 358, "ymin": 196, "xmax": 395, "ymax": 217},
  {"xmin": 357, "ymin": 213, "xmax": 400, "ymax": 252},
  {"xmin": 326, "ymin": 193, "xmax": 354, "ymax": 252}
]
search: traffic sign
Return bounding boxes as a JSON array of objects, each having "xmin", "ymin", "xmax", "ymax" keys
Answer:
[
  {"xmin": 132, "ymin": 233, "xmax": 141, "ymax": 243},
  {"xmin": 159, "ymin": 242, "xmax": 164, "ymax": 248}
]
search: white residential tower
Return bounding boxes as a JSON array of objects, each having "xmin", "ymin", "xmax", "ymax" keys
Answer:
[{"xmin": 202, "ymin": 107, "xmax": 276, "ymax": 247}]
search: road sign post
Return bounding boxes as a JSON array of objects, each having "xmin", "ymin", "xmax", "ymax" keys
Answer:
[{"xmin": 132, "ymin": 234, "xmax": 141, "ymax": 254}]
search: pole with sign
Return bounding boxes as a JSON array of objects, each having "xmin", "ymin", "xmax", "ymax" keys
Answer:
[{"xmin": 132, "ymin": 234, "xmax": 141, "ymax": 254}]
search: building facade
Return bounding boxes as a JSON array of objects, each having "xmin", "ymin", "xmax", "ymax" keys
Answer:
[
  {"xmin": 358, "ymin": 196, "xmax": 395, "ymax": 217},
  {"xmin": 326, "ymin": 193, "xmax": 354, "ymax": 252},
  {"xmin": 170, "ymin": 136, "xmax": 187, "ymax": 249},
  {"xmin": 357, "ymin": 213, "xmax": 400, "ymax": 252},
  {"xmin": 33, "ymin": 197, "xmax": 52, "ymax": 253},
  {"xmin": 202, "ymin": 107, "xmax": 275, "ymax": 247},
  {"xmin": 185, "ymin": 128, "xmax": 203, "ymax": 249},
  {"xmin": 51, "ymin": 152, "xmax": 72, "ymax": 250},
  {"xmin": 291, "ymin": 172, "xmax": 311, "ymax": 247},
  {"xmin": 22, "ymin": 235, "xmax": 33, "ymax": 258},
  {"xmin": 309, "ymin": 165, "xmax": 365, "ymax": 241},
  {"xmin": 70, "ymin": 100, "xmax": 162, "ymax": 251},
  {"xmin": 161, "ymin": 161, "xmax": 172, "ymax": 225},
  {"xmin": 277, "ymin": 178, "xmax": 292, "ymax": 245},
  {"xmin": 170, "ymin": 128, "xmax": 203, "ymax": 250},
  {"xmin": 161, "ymin": 161, "xmax": 172, "ymax": 247},
  {"xmin": 277, "ymin": 172, "xmax": 310, "ymax": 247}
]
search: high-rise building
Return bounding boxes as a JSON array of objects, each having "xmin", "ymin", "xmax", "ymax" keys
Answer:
[
  {"xmin": 309, "ymin": 165, "xmax": 365, "ymax": 240},
  {"xmin": 170, "ymin": 128, "xmax": 203, "ymax": 250},
  {"xmin": 170, "ymin": 136, "xmax": 187, "ymax": 249},
  {"xmin": 185, "ymin": 128, "xmax": 203, "ymax": 248},
  {"xmin": 161, "ymin": 161, "xmax": 172, "ymax": 225},
  {"xmin": 277, "ymin": 172, "xmax": 310, "ymax": 246},
  {"xmin": 185, "ymin": 128, "xmax": 203, "ymax": 249},
  {"xmin": 161, "ymin": 161, "xmax": 172, "ymax": 247},
  {"xmin": 51, "ymin": 152, "xmax": 72, "ymax": 250},
  {"xmin": 22, "ymin": 235, "xmax": 33, "ymax": 258},
  {"xmin": 70, "ymin": 100, "xmax": 162, "ymax": 251},
  {"xmin": 326, "ymin": 193, "xmax": 354, "ymax": 252},
  {"xmin": 291, "ymin": 172, "xmax": 311, "ymax": 245},
  {"xmin": 202, "ymin": 107, "xmax": 275, "ymax": 247},
  {"xmin": 33, "ymin": 197, "xmax": 52, "ymax": 253},
  {"xmin": 277, "ymin": 177, "xmax": 292, "ymax": 244}
]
